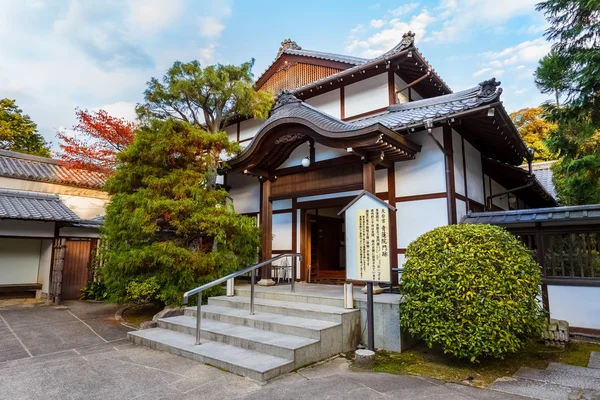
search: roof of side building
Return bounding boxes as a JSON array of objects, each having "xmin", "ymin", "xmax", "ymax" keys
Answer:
[
  {"xmin": 0, "ymin": 149, "xmax": 106, "ymax": 189},
  {"xmin": 0, "ymin": 188, "xmax": 81, "ymax": 222}
]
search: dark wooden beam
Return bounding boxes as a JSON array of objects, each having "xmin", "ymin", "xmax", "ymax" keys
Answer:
[
  {"xmin": 443, "ymin": 125, "xmax": 457, "ymax": 224},
  {"xmin": 260, "ymin": 179, "xmax": 273, "ymax": 280},
  {"xmin": 388, "ymin": 70, "xmax": 396, "ymax": 106},
  {"xmin": 363, "ymin": 162, "xmax": 375, "ymax": 194},
  {"xmin": 387, "ymin": 166, "xmax": 399, "ymax": 287},
  {"xmin": 340, "ymin": 86, "xmax": 345, "ymax": 119}
]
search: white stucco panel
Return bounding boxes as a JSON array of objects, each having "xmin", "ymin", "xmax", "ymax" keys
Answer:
[
  {"xmin": 239, "ymin": 118, "xmax": 264, "ymax": 141},
  {"xmin": 548, "ymin": 285, "xmax": 600, "ymax": 329},
  {"xmin": 272, "ymin": 212, "xmax": 292, "ymax": 250},
  {"xmin": 396, "ymin": 197, "xmax": 448, "ymax": 248},
  {"xmin": 456, "ymin": 199, "xmax": 467, "ymax": 222},
  {"xmin": 452, "ymin": 130, "xmax": 465, "ymax": 196},
  {"xmin": 59, "ymin": 195, "xmax": 107, "ymax": 219},
  {"xmin": 375, "ymin": 168, "xmax": 388, "ymax": 194},
  {"xmin": 491, "ymin": 179, "xmax": 509, "ymax": 210},
  {"xmin": 228, "ymin": 173, "xmax": 260, "ymax": 214},
  {"xmin": 305, "ymin": 89, "xmax": 341, "ymax": 119},
  {"xmin": 38, "ymin": 239, "xmax": 53, "ymax": 293},
  {"xmin": 344, "ymin": 74, "xmax": 389, "ymax": 118},
  {"xmin": 395, "ymin": 129, "xmax": 446, "ymax": 197},
  {"xmin": 314, "ymin": 143, "xmax": 348, "ymax": 162},
  {"xmin": 0, "ymin": 238, "xmax": 42, "ymax": 285},
  {"xmin": 0, "ymin": 220, "xmax": 55, "ymax": 238},
  {"xmin": 464, "ymin": 140, "xmax": 484, "ymax": 204},
  {"xmin": 225, "ymin": 124, "xmax": 237, "ymax": 142}
]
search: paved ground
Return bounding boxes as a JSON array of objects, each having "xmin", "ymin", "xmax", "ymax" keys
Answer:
[{"xmin": 0, "ymin": 301, "xmax": 525, "ymax": 399}]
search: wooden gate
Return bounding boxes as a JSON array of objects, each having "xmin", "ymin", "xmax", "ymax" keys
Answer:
[{"xmin": 61, "ymin": 239, "xmax": 94, "ymax": 300}]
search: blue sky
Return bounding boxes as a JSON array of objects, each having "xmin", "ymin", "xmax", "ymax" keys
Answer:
[{"xmin": 0, "ymin": 0, "xmax": 553, "ymax": 150}]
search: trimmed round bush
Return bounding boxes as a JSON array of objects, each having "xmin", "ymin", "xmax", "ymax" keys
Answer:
[{"xmin": 399, "ymin": 224, "xmax": 545, "ymax": 362}]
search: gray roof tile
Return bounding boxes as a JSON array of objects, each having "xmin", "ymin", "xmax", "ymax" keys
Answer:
[
  {"xmin": 0, "ymin": 150, "xmax": 106, "ymax": 189},
  {"xmin": 0, "ymin": 189, "xmax": 81, "ymax": 222},
  {"xmin": 523, "ymin": 161, "xmax": 557, "ymax": 200}
]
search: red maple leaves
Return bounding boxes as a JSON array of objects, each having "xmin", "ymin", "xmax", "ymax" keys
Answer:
[{"xmin": 58, "ymin": 108, "xmax": 136, "ymax": 176}]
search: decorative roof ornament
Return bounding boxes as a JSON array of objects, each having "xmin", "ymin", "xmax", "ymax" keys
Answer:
[
  {"xmin": 277, "ymin": 39, "xmax": 301, "ymax": 57},
  {"xmin": 401, "ymin": 31, "xmax": 416, "ymax": 47},
  {"xmin": 273, "ymin": 90, "xmax": 302, "ymax": 111},
  {"xmin": 477, "ymin": 78, "xmax": 502, "ymax": 98}
]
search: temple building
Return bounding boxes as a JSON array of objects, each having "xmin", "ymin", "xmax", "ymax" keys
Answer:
[{"xmin": 221, "ymin": 32, "xmax": 556, "ymax": 285}]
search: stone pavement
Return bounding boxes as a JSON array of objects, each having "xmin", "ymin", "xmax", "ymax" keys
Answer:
[{"xmin": 0, "ymin": 300, "xmax": 527, "ymax": 399}]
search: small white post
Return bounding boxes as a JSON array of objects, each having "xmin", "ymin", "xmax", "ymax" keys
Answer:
[
  {"xmin": 226, "ymin": 278, "xmax": 235, "ymax": 297},
  {"xmin": 344, "ymin": 283, "xmax": 354, "ymax": 309}
]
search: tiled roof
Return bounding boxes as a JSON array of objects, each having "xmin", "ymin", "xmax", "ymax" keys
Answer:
[
  {"xmin": 462, "ymin": 204, "xmax": 600, "ymax": 226},
  {"xmin": 350, "ymin": 79, "xmax": 501, "ymax": 130},
  {"xmin": 0, "ymin": 189, "xmax": 81, "ymax": 222},
  {"xmin": 283, "ymin": 48, "xmax": 368, "ymax": 66},
  {"xmin": 0, "ymin": 150, "xmax": 106, "ymax": 189},
  {"xmin": 523, "ymin": 160, "xmax": 557, "ymax": 200},
  {"xmin": 67, "ymin": 215, "xmax": 103, "ymax": 229}
]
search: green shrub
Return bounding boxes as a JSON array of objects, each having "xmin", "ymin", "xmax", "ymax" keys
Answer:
[
  {"xmin": 80, "ymin": 281, "xmax": 107, "ymax": 301},
  {"xmin": 399, "ymin": 224, "xmax": 545, "ymax": 362}
]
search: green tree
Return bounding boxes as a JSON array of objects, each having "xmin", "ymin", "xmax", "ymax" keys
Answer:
[
  {"xmin": 101, "ymin": 118, "xmax": 260, "ymax": 306},
  {"xmin": 510, "ymin": 107, "xmax": 557, "ymax": 161},
  {"xmin": 0, "ymin": 99, "xmax": 51, "ymax": 157},
  {"xmin": 535, "ymin": 0, "xmax": 600, "ymax": 204},
  {"xmin": 534, "ymin": 52, "xmax": 571, "ymax": 107},
  {"xmin": 137, "ymin": 59, "xmax": 273, "ymax": 133}
]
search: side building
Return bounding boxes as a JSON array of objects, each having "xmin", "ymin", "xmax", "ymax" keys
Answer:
[
  {"xmin": 0, "ymin": 149, "xmax": 107, "ymax": 301},
  {"xmin": 221, "ymin": 33, "xmax": 556, "ymax": 285}
]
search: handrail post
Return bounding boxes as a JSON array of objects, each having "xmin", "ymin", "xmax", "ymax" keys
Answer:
[
  {"xmin": 291, "ymin": 255, "xmax": 296, "ymax": 293},
  {"xmin": 250, "ymin": 268, "xmax": 255, "ymax": 315},
  {"xmin": 195, "ymin": 292, "xmax": 202, "ymax": 345}
]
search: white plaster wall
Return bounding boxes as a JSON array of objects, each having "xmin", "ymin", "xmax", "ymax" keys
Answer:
[
  {"xmin": 395, "ymin": 129, "xmax": 446, "ymax": 197},
  {"xmin": 396, "ymin": 197, "xmax": 448, "ymax": 248},
  {"xmin": 239, "ymin": 119, "xmax": 264, "ymax": 141},
  {"xmin": 0, "ymin": 220, "xmax": 55, "ymax": 238},
  {"xmin": 228, "ymin": 173, "xmax": 260, "ymax": 214},
  {"xmin": 484, "ymin": 174, "xmax": 491, "ymax": 199},
  {"xmin": 464, "ymin": 140, "xmax": 484, "ymax": 205},
  {"xmin": 305, "ymin": 89, "xmax": 341, "ymax": 119},
  {"xmin": 58, "ymin": 195, "xmax": 107, "ymax": 219},
  {"xmin": 272, "ymin": 213, "xmax": 293, "ymax": 250},
  {"xmin": 59, "ymin": 227, "xmax": 100, "ymax": 238},
  {"xmin": 0, "ymin": 238, "xmax": 42, "ymax": 284},
  {"xmin": 394, "ymin": 74, "xmax": 423, "ymax": 103},
  {"xmin": 225, "ymin": 124, "xmax": 237, "ymax": 142},
  {"xmin": 452, "ymin": 130, "xmax": 465, "ymax": 197},
  {"xmin": 344, "ymin": 74, "xmax": 389, "ymax": 118},
  {"xmin": 37, "ymin": 239, "xmax": 53, "ymax": 293},
  {"xmin": 278, "ymin": 142, "xmax": 311, "ymax": 169},
  {"xmin": 548, "ymin": 286, "xmax": 600, "ymax": 329},
  {"xmin": 314, "ymin": 143, "xmax": 348, "ymax": 162},
  {"xmin": 491, "ymin": 179, "xmax": 509, "ymax": 210},
  {"xmin": 375, "ymin": 169, "xmax": 388, "ymax": 194},
  {"xmin": 456, "ymin": 199, "xmax": 467, "ymax": 222}
]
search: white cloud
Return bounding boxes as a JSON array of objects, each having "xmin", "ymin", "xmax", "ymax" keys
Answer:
[
  {"xmin": 370, "ymin": 19, "xmax": 385, "ymax": 28},
  {"xmin": 98, "ymin": 101, "xmax": 138, "ymax": 122},
  {"xmin": 346, "ymin": 10, "xmax": 434, "ymax": 57},
  {"xmin": 127, "ymin": 0, "xmax": 184, "ymax": 33},
  {"xmin": 429, "ymin": 0, "xmax": 540, "ymax": 43},
  {"xmin": 484, "ymin": 38, "xmax": 551, "ymax": 65},
  {"xmin": 472, "ymin": 67, "xmax": 492, "ymax": 77},
  {"xmin": 489, "ymin": 60, "xmax": 503, "ymax": 68},
  {"xmin": 390, "ymin": 3, "xmax": 420, "ymax": 16},
  {"xmin": 198, "ymin": 16, "xmax": 225, "ymax": 37},
  {"xmin": 198, "ymin": 45, "xmax": 216, "ymax": 64},
  {"xmin": 493, "ymin": 69, "xmax": 505, "ymax": 77},
  {"xmin": 516, "ymin": 65, "xmax": 526, "ymax": 69}
]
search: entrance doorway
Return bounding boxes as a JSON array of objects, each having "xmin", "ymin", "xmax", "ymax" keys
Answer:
[{"xmin": 303, "ymin": 206, "xmax": 346, "ymax": 283}]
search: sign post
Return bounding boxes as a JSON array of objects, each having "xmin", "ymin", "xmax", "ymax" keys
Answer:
[{"xmin": 338, "ymin": 191, "xmax": 396, "ymax": 351}]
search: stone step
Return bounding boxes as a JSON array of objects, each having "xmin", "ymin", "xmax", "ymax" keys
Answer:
[
  {"xmin": 127, "ymin": 328, "xmax": 294, "ymax": 382},
  {"xmin": 513, "ymin": 366, "xmax": 600, "ymax": 390},
  {"xmin": 185, "ymin": 304, "xmax": 341, "ymax": 340},
  {"xmin": 590, "ymin": 352, "xmax": 600, "ymax": 369},
  {"xmin": 489, "ymin": 377, "xmax": 582, "ymax": 400},
  {"xmin": 207, "ymin": 295, "xmax": 356, "ymax": 323},
  {"xmin": 234, "ymin": 286, "xmax": 345, "ymax": 308},
  {"xmin": 157, "ymin": 316, "xmax": 322, "ymax": 367},
  {"xmin": 546, "ymin": 362, "xmax": 600, "ymax": 379}
]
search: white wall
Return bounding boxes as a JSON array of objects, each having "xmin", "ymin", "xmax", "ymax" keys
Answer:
[
  {"xmin": 239, "ymin": 119, "xmax": 264, "ymax": 141},
  {"xmin": 0, "ymin": 220, "xmax": 55, "ymax": 238},
  {"xmin": 344, "ymin": 74, "xmax": 389, "ymax": 118},
  {"xmin": 278, "ymin": 142, "xmax": 311, "ymax": 169},
  {"xmin": 305, "ymin": 89, "xmax": 341, "ymax": 119},
  {"xmin": 38, "ymin": 239, "xmax": 53, "ymax": 294},
  {"xmin": 0, "ymin": 238, "xmax": 42, "ymax": 284},
  {"xmin": 456, "ymin": 199, "xmax": 467, "ymax": 222},
  {"xmin": 395, "ymin": 129, "xmax": 446, "ymax": 197},
  {"xmin": 228, "ymin": 173, "xmax": 260, "ymax": 214},
  {"xmin": 272, "ymin": 213, "xmax": 293, "ymax": 250},
  {"xmin": 394, "ymin": 74, "xmax": 423, "ymax": 102},
  {"xmin": 375, "ymin": 169, "xmax": 388, "ymax": 194},
  {"xmin": 314, "ymin": 143, "xmax": 347, "ymax": 162},
  {"xmin": 491, "ymin": 179, "xmax": 509, "ymax": 210},
  {"xmin": 396, "ymin": 197, "xmax": 448, "ymax": 248},
  {"xmin": 225, "ymin": 124, "xmax": 237, "ymax": 142},
  {"xmin": 453, "ymin": 130, "xmax": 465, "ymax": 197},
  {"xmin": 58, "ymin": 195, "xmax": 106, "ymax": 219},
  {"xmin": 548, "ymin": 286, "xmax": 600, "ymax": 329},
  {"xmin": 464, "ymin": 140, "xmax": 484, "ymax": 205}
]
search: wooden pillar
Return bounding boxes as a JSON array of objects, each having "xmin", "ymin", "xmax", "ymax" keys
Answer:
[
  {"xmin": 363, "ymin": 162, "xmax": 375, "ymax": 194},
  {"xmin": 259, "ymin": 178, "xmax": 274, "ymax": 285},
  {"xmin": 443, "ymin": 125, "xmax": 457, "ymax": 224},
  {"xmin": 387, "ymin": 166, "xmax": 399, "ymax": 286}
]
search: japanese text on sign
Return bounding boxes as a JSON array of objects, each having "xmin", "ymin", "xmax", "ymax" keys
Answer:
[{"xmin": 355, "ymin": 208, "xmax": 391, "ymax": 282}]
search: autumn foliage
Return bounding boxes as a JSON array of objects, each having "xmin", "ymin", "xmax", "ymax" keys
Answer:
[{"xmin": 58, "ymin": 109, "xmax": 136, "ymax": 175}]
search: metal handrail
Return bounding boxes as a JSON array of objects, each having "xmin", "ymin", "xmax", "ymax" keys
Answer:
[{"xmin": 182, "ymin": 253, "xmax": 302, "ymax": 345}]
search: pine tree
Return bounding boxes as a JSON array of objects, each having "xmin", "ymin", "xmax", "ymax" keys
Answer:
[{"xmin": 0, "ymin": 99, "xmax": 51, "ymax": 157}]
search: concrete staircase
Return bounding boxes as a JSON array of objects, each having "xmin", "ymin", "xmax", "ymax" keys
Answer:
[
  {"xmin": 489, "ymin": 352, "xmax": 600, "ymax": 400},
  {"xmin": 128, "ymin": 287, "xmax": 361, "ymax": 382}
]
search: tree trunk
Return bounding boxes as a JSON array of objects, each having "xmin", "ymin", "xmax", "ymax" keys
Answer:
[{"xmin": 555, "ymin": 88, "xmax": 560, "ymax": 108}]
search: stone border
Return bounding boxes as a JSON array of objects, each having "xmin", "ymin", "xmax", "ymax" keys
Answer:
[{"xmin": 115, "ymin": 304, "xmax": 138, "ymax": 330}]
